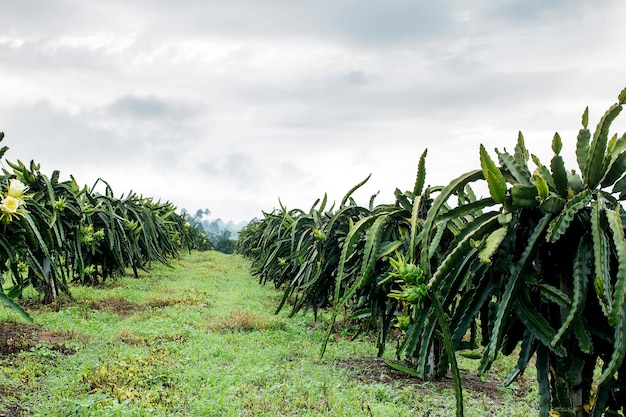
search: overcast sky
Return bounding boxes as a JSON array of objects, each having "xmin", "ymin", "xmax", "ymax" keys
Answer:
[{"xmin": 1, "ymin": 1, "xmax": 625, "ymax": 222}]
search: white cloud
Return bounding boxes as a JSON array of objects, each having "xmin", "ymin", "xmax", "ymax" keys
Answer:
[{"xmin": 1, "ymin": 1, "xmax": 625, "ymax": 222}]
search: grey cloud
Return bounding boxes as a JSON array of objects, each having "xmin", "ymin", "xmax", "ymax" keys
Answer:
[
  {"xmin": 487, "ymin": 0, "xmax": 588, "ymax": 21},
  {"xmin": 29, "ymin": 1, "xmax": 451, "ymax": 45},
  {"xmin": 107, "ymin": 95, "xmax": 195, "ymax": 121},
  {"xmin": 0, "ymin": 99, "xmax": 200, "ymax": 174},
  {"xmin": 200, "ymin": 152, "xmax": 265, "ymax": 191},
  {"xmin": 2, "ymin": 0, "xmax": 625, "ymax": 223},
  {"xmin": 0, "ymin": 38, "xmax": 114, "ymax": 72},
  {"xmin": 0, "ymin": 0, "xmax": 607, "ymax": 62},
  {"xmin": 237, "ymin": 67, "xmax": 565, "ymax": 130},
  {"xmin": 343, "ymin": 70, "xmax": 370, "ymax": 86},
  {"xmin": 0, "ymin": 101, "xmax": 128, "ymax": 167},
  {"xmin": 139, "ymin": 1, "xmax": 448, "ymax": 42},
  {"xmin": 0, "ymin": 0, "xmax": 84, "ymax": 32},
  {"xmin": 1, "ymin": 0, "xmax": 611, "ymax": 48},
  {"xmin": 333, "ymin": 0, "xmax": 452, "ymax": 44}
]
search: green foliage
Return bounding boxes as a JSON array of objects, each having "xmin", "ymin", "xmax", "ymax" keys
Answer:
[
  {"xmin": 239, "ymin": 87, "xmax": 626, "ymax": 417},
  {"xmin": 421, "ymin": 87, "xmax": 626, "ymax": 416},
  {"xmin": 0, "ymin": 133, "xmax": 204, "ymax": 314}
]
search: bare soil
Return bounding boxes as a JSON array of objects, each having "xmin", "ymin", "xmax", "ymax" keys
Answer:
[
  {"xmin": 334, "ymin": 357, "xmax": 513, "ymax": 403},
  {"xmin": 0, "ymin": 322, "xmax": 76, "ymax": 356}
]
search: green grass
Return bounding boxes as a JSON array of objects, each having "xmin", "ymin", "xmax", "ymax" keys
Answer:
[{"xmin": 0, "ymin": 251, "xmax": 538, "ymax": 416}]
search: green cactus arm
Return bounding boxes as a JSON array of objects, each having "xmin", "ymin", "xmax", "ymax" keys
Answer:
[
  {"xmin": 546, "ymin": 190, "xmax": 592, "ymax": 243},
  {"xmin": 572, "ymin": 317, "xmax": 593, "ymax": 354},
  {"xmin": 511, "ymin": 184, "xmax": 539, "ymax": 208},
  {"xmin": 358, "ymin": 213, "xmax": 390, "ymax": 288},
  {"xmin": 427, "ymin": 223, "xmax": 447, "ymax": 259},
  {"xmin": 478, "ymin": 226, "xmax": 508, "ymax": 266},
  {"xmin": 480, "ymin": 213, "xmax": 552, "ymax": 372},
  {"xmin": 551, "ymin": 236, "xmax": 592, "ymax": 348},
  {"xmin": 550, "ymin": 154, "xmax": 569, "ymax": 198},
  {"xmin": 340, "ymin": 174, "xmax": 371, "ymax": 207},
  {"xmin": 449, "ymin": 264, "xmax": 491, "ymax": 347},
  {"xmin": 537, "ymin": 284, "xmax": 570, "ymax": 307},
  {"xmin": 600, "ymin": 139, "xmax": 626, "ymax": 188},
  {"xmin": 514, "ymin": 131, "xmax": 530, "ymax": 165},
  {"xmin": 515, "ymin": 288, "xmax": 567, "ymax": 357},
  {"xmin": 532, "ymin": 154, "xmax": 556, "ymax": 190},
  {"xmin": 503, "ymin": 330, "xmax": 536, "ymax": 386},
  {"xmin": 595, "ymin": 305, "xmax": 626, "ymax": 388},
  {"xmin": 332, "ymin": 216, "xmax": 375, "ymax": 302},
  {"xmin": 428, "ymin": 212, "xmax": 501, "ymax": 291},
  {"xmin": 591, "ymin": 197, "xmax": 612, "ymax": 317},
  {"xmin": 584, "ymin": 100, "xmax": 623, "ymax": 188},
  {"xmin": 414, "ymin": 149, "xmax": 428, "ymax": 195},
  {"xmin": 415, "ymin": 310, "xmax": 438, "ymax": 379},
  {"xmin": 408, "ymin": 194, "xmax": 422, "ymax": 263},
  {"xmin": 434, "ymin": 197, "xmax": 495, "ymax": 225},
  {"xmin": 420, "ymin": 169, "xmax": 483, "ymax": 275},
  {"xmin": 289, "ymin": 216, "xmax": 305, "ymax": 253},
  {"xmin": 319, "ymin": 192, "xmax": 328, "ymax": 213},
  {"xmin": 497, "ymin": 148, "xmax": 532, "ymax": 185},
  {"xmin": 0, "ymin": 289, "xmax": 33, "ymax": 323},
  {"xmin": 534, "ymin": 173, "xmax": 550, "ymax": 200},
  {"xmin": 374, "ymin": 240, "xmax": 403, "ymax": 261},
  {"xmin": 480, "ymin": 144, "xmax": 507, "ymax": 203},
  {"xmin": 606, "ymin": 208, "xmax": 626, "ymax": 326},
  {"xmin": 552, "ymin": 131, "xmax": 563, "ymax": 154},
  {"xmin": 430, "ymin": 292, "xmax": 464, "ymax": 417},
  {"xmin": 612, "ymin": 174, "xmax": 626, "ymax": 199},
  {"xmin": 536, "ymin": 346, "xmax": 551, "ymax": 417},
  {"xmin": 609, "ymin": 131, "xmax": 626, "ymax": 153},
  {"xmin": 550, "ymin": 132, "xmax": 569, "ymax": 197},
  {"xmin": 576, "ymin": 117, "xmax": 591, "ymax": 176}
]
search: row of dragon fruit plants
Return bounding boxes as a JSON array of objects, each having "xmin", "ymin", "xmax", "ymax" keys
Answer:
[
  {"xmin": 0, "ymin": 133, "xmax": 210, "ymax": 321},
  {"xmin": 237, "ymin": 88, "xmax": 626, "ymax": 417}
]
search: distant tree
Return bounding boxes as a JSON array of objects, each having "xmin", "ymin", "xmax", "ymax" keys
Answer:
[
  {"xmin": 194, "ymin": 208, "xmax": 211, "ymax": 222},
  {"xmin": 207, "ymin": 220, "xmax": 221, "ymax": 234},
  {"xmin": 214, "ymin": 230, "xmax": 235, "ymax": 254}
]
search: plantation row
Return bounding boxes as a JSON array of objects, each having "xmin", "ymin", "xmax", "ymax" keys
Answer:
[
  {"xmin": 237, "ymin": 88, "xmax": 626, "ymax": 417},
  {"xmin": 0, "ymin": 134, "xmax": 210, "ymax": 320}
]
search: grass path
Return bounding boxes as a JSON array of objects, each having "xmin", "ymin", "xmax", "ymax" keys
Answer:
[{"xmin": 0, "ymin": 251, "xmax": 537, "ymax": 416}]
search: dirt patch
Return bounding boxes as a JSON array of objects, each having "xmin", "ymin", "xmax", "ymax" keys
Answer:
[
  {"xmin": 86, "ymin": 297, "xmax": 144, "ymax": 316},
  {"xmin": 22, "ymin": 296, "xmax": 143, "ymax": 316},
  {"xmin": 20, "ymin": 296, "xmax": 75, "ymax": 312},
  {"xmin": 114, "ymin": 329, "xmax": 190, "ymax": 346},
  {"xmin": 334, "ymin": 357, "xmax": 508, "ymax": 403},
  {"xmin": 27, "ymin": 294, "xmax": 207, "ymax": 316},
  {"xmin": 0, "ymin": 322, "xmax": 76, "ymax": 356}
]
